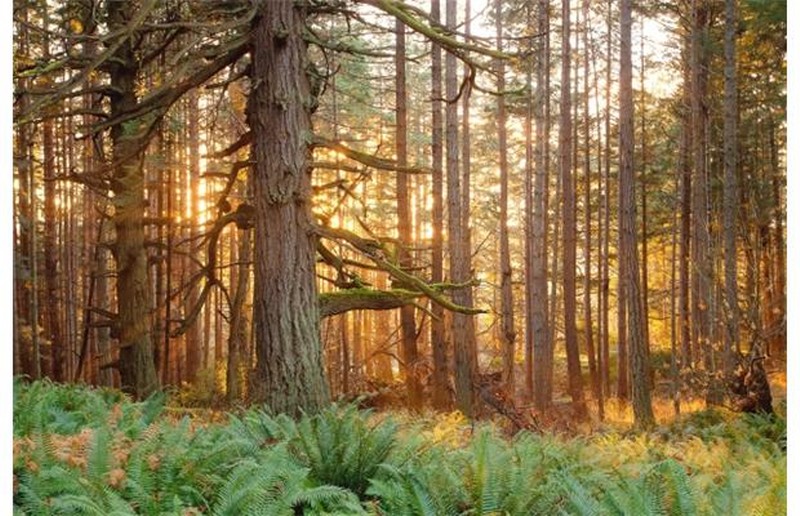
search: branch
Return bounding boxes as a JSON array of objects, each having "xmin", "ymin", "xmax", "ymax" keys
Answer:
[
  {"xmin": 312, "ymin": 136, "xmax": 430, "ymax": 174},
  {"xmin": 316, "ymin": 225, "xmax": 485, "ymax": 315},
  {"xmin": 319, "ymin": 288, "xmax": 422, "ymax": 318}
]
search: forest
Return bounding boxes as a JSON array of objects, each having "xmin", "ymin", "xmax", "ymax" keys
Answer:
[{"xmin": 12, "ymin": 0, "xmax": 786, "ymax": 514}]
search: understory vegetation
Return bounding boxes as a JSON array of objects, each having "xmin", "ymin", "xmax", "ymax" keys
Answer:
[{"xmin": 13, "ymin": 379, "xmax": 785, "ymax": 515}]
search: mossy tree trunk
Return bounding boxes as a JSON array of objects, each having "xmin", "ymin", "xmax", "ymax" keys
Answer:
[{"xmin": 107, "ymin": 0, "xmax": 158, "ymax": 399}]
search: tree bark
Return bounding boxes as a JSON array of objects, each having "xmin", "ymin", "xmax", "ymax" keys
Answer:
[
  {"xmin": 532, "ymin": 0, "xmax": 552, "ymax": 412},
  {"xmin": 107, "ymin": 0, "xmax": 159, "ymax": 398},
  {"xmin": 395, "ymin": 17, "xmax": 422, "ymax": 410},
  {"xmin": 691, "ymin": 0, "xmax": 712, "ymax": 371},
  {"xmin": 559, "ymin": 0, "xmax": 586, "ymax": 414},
  {"xmin": 495, "ymin": 0, "xmax": 516, "ymax": 394},
  {"xmin": 446, "ymin": 0, "xmax": 478, "ymax": 417},
  {"xmin": 722, "ymin": 0, "xmax": 739, "ymax": 375},
  {"xmin": 581, "ymin": 0, "xmax": 600, "ymax": 416},
  {"xmin": 619, "ymin": 0, "xmax": 654, "ymax": 428},
  {"xmin": 430, "ymin": 0, "xmax": 450, "ymax": 411},
  {"xmin": 249, "ymin": 0, "xmax": 329, "ymax": 415}
]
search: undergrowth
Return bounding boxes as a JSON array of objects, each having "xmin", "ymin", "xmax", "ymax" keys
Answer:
[{"xmin": 13, "ymin": 378, "xmax": 785, "ymax": 515}]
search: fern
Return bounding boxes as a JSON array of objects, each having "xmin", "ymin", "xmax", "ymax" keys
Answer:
[{"xmin": 287, "ymin": 404, "xmax": 397, "ymax": 497}]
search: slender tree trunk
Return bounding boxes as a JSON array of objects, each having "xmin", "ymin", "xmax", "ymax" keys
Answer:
[
  {"xmin": 560, "ymin": 0, "xmax": 586, "ymax": 414},
  {"xmin": 602, "ymin": 0, "xmax": 612, "ymax": 398},
  {"xmin": 13, "ymin": 2, "xmax": 31, "ymax": 378},
  {"xmin": 581, "ymin": 0, "xmax": 600, "ymax": 416},
  {"xmin": 249, "ymin": 0, "xmax": 329, "ymax": 415},
  {"xmin": 523, "ymin": 2, "xmax": 535, "ymax": 403},
  {"xmin": 691, "ymin": 0, "xmax": 712, "ymax": 371},
  {"xmin": 495, "ymin": 0, "xmax": 516, "ymax": 394},
  {"xmin": 639, "ymin": 27, "xmax": 651, "ymax": 369},
  {"xmin": 619, "ymin": 0, "xmax": 654, "ymax": 428},
  {"xmin": 42, "ymin": 56, "xmax": 64, "ymax": 381},
  {"xmin": 533, "ymin": 0, "xmax": 553, "ymax": 411},
  {"xmin": 227, "ymin": 224, "xmax": 251, "ymax": 403},
  {"xmin": 185, "ymin": 92, "xmax": 202, "ymax": 383},
  {"xmin": 722, "ymin": 0, "xmax": 739, "ymax": 374},
  {"xmin": 430, "ymin": 0, "xmax": 450, "ymax": 410},
  {"xmin": 446, "ymin": 0, "xmax": 478, "ymax": 417},
  {"xmin": 679, "ymin": 47, "xmax": 693, "ymax": 369},
  {"xmin": 395, "ymin": 17, "xmax": 421, "ymax": 410}
]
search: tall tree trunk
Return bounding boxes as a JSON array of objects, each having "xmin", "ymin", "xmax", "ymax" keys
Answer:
[
  {"xmin": 523, "ymin": 2, "xmax": 535, "ymax": 403},
  {"xmin": 107, "ymin": 0, "xmax": 158, "ymax": 398},
  {"xmin": 638, "ymin": 26, "xmax": 651, "ymax": 368},
  {"xmin": 722, "ymin": 0, "xmax": 739, "ymax": 374},
  {"xmin": 430, "ymin": 0, "xmax": 450, "ymax": 410},
  {"xmin": 42, "ymin": 10, "xmax": 64, "ymax": 380},
  {"xmin": 691, "ymin": 0, "xmax": 712, "ymax": 371},
  {"xmin": 495, "ymin": 0, "xmax": 516, "ymax": 394},
  {"xmin": 581, "ymin": 0, "xmax": 600, "ymax": 416},
  {"xmin": 559, "ymin": 0, "xmax": 585, "ymax": 414},
  {"xmin": 13, "ymin": 1, "xmax": 32, "ymax": 377},
  {"xmin": 185, "ymin": 91, "xmax": 202, "ymax": 383},
  {"xmin": 678, "ymin": 44, "xmax": 693, "ymax": 369},
  {"xmin": 532, "ymin": 0, "xmax": 553, "ymax": 411},
  {"xmin": 249, "ymin": 0, "xmax": 329, "ymax": 415},
  {"xmin": 619, "ymin": 0, "xmax": 654, "ymax": 428},
  {"xmin": 446, "ymin": 0, "xmax": 478, "ymax": 417},
  {"xmin": 395, "ymin": 17, "xmax": 421, "ymax": 410},
  {"xmin": 602, "ymin": 0, "xmax": 612, "ymax": 397},
  {"xmin": 227, "ymin": 224, "xmax": 251, "ymax": 403}
]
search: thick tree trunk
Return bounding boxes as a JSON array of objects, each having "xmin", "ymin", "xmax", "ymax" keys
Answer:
[
  {"xmin": 107, "ymin": 0, "xmax": 158, "ymax": 398},
  {"xmin": 619, "ymin": 0, "xmax": 654, "ymax": 428},
  {"xmin": 249, "ymin": 0, "xmax": 329, "ymax": 415}
]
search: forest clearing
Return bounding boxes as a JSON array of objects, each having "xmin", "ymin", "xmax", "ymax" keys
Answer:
[{"xmin": 12, "ymin": 0, "xmax": 786, "ymax": 513}]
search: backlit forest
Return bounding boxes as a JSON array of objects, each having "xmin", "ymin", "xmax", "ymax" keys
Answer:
[{"xmin": 12, "ymin": 0, "xmax": 786, "ymax": 513}]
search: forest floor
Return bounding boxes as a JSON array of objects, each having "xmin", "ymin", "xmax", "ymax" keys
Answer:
[{"xmin": 12, "ymin": 377, "xmax": 786, "ymax": 515}]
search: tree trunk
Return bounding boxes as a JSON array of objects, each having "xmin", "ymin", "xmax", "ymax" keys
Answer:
[
  {"xmin": 107, "ymin": 0, "xmax": 158, "ymax": 398},
  {"xmin": 722, "ymin": 0, "xmax": 739, "ymax": 375},
  {"xmin": 249, "ymin": 0, "xmax": 329, "ymax": 415},
  {"xmin": 559, "ymin": 0, "xmax": 586, "ymax": 414},
  {"xmin": 184, "ymin": 91, "xmax": 202, "ymax": 383},
  {"xmin": 581, "ymin": 0, "xmax": 600, "ymax": 416},
  {"xmin": 446, "ymin": 0, "xmax": 478, "ymax": 417},
  {"xmin": 395, "ymin": 17, "xmax": 421, "ymax": 410},
  {"xmin": 679, "ymin": 43, "xmax": 693, "ymax": 369},
  {"xmin": 430, "ymin": 0, "xmax": 450, "ymax": 411},
  {"xmin": 532, "ymin": 0, "xmax": 552, "ymax": 412},
  {"xmin": 495, "ymin": 0, "xmax": 516, "ymax": 394},
  {"xmin": 691, "ymin": 0, "xmax": 712, "ymax": 371},
  {"xmin": 227, "ymin": 225, "xmax": 251, "ymax": 403},
  {"xmin": 619, "ymin": 0, "xmax": 654, "ymax": 428}
]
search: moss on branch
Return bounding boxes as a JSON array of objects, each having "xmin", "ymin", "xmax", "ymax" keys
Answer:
[{"xmin": 319, "ymin": 288, "xmax": 422, "ymax": 318}]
